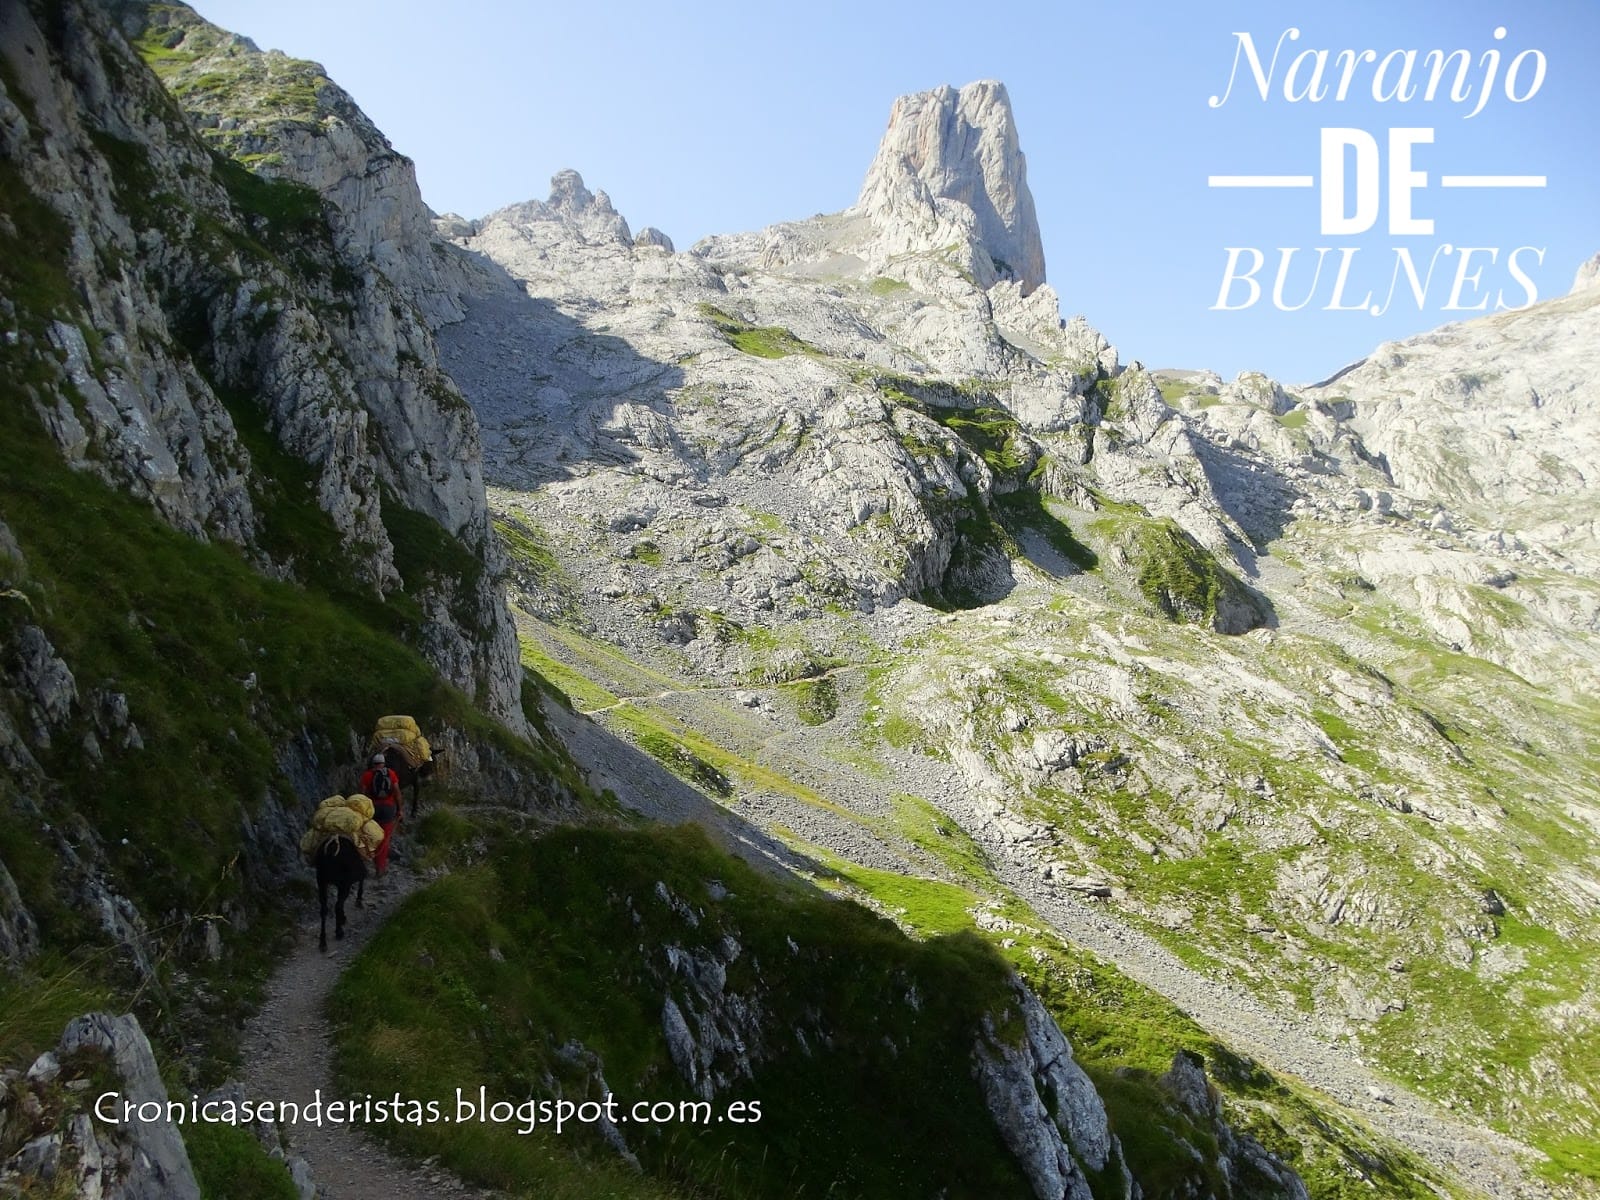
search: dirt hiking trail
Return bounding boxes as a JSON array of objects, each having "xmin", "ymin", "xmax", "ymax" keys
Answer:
[{"xmin": 239, "ymin": 865, "xmax": 488, "ymax": 1200}]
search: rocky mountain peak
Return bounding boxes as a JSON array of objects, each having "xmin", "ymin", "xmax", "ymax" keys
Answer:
[
  {"xmin": 1572, "ymin": 250, "xmax": 1600, "ymax": 295},
  {"xmin": 482, "ymin": 169, "xmax": 633, "ymax": 245},
  {"xmin": 548, "ymin": 168, "xmax": 609, "ymax": 219},
  {"xmin": 856, "ymin": 80, "xmax": 1046, "ymax": 294}
]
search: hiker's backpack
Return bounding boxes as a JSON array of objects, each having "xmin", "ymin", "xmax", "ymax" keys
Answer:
[{"xmin": 368, "ymin": 764, "xmax": 398, "ymax": 824}]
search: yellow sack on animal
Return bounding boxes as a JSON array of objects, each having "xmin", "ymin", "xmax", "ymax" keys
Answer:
[
  {"xmin": 312, "ymin": 805, "xmax": 363, "ymax": 838},
  {"xmin": 375, "ymin": 715, "xmax": 421, "ymax": 739},
  {"xmin": 315, "ymin": 793, "xmax": 373, "ymax": 821},
  {"xmin": 368, "ymin": 728, "xmax": 432, "ymax": 768},
  {"xmin": 356, "ymin": 819, "xmax": 385, "ymax": 860},
  {"xmin": 344, "ymin": 793, "xmax": 375, "ymax": 821}
]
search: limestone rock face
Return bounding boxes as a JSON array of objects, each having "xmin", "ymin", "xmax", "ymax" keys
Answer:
[
  {"xmin": 489, "ymin": 170, "xmax": 634, "ymax": 247},
  {"xmin": 972, "ymin": 980, "xmax": 1122, "ymax": 1200},
  {"xmin": 857, "ymin": 81, "xmax": 1046, "ymax": 294},
  {"xmin": 0, "ymin": 1013, "xmax": 205, "ymax": 1200},
  {"xmin": 1220, "ymin": 371, "xmax": 1294, "ymax": 416},
  {"xmin": 1161, "ymin": 1052, "xmax": 1311, "ymax": 1200},
  {"xmin": 1308, "ymin": 285, "xmax": 1600, "ymax": 569},
  {"xmin": 111, "ymin": 0, "xmax": 470, "ymax": 328},
  {"xmin": 440, "ymin": 81, "xmax": 1282, "ymax": 654},
  {"xmin": 438, "ymin": 67, "xmax": 1600, "ymax": 1188},
  {"xmin": 7, "ymin": 625, "xmax": 78, "ymax": 745},
  {"xmin": 0, "ymin": 857, "xmax": 38, "ymax": 965},
  {"xmin": 3, "ymin": 0, "xmax": 526, "ymax": 733},
  {"xmin": 691, "ymin": 80, "xmax": 1054, "ymax": 317},
  {"xmin": 634, "ymin": 225, "xmax": 675, "ymax": 252}
]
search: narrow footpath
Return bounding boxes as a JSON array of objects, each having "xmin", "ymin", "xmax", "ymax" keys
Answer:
[{"xmin": 238, "ymin": 866, "xmax": 489, "ymax": 1200}]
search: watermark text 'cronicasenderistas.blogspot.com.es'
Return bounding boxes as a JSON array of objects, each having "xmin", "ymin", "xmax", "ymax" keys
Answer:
[{"xmin": 95, "ymin": 1088, "xmax": 763, "ymax": 1136}]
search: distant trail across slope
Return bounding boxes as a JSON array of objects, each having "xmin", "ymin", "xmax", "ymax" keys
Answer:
[
  {"xmin": 487, "ymin": 615, "xmax": 1553, "ymax": 1198},
  {"xmin": 875, "ymin": 719, "xmax": 1551, "ymax": 1199},
  {"xmin": 783, "ymin": 674, "xmax": 1550, "ymax": 1199},
  {"xmin": 989, "ymin": 858, "xmax": 1549, "ymax": 1200},
  {"xmin": 579, "ymin": 662, "xmax": 869, "ymax": 715}
]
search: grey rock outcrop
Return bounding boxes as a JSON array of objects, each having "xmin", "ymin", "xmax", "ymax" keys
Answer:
[
  {"xmin": 0, "ymin": 855, "xmax": 39, "ymax": 964},
  {"xmin": 1308, "ymin": 281, "xmax": 1600, "ymax": 574},
  {"xmin": 1219, "ymin": 371, "xmax": 1294, "ymax": 416},
  {"xmin": 489, "ymin": 169, "xmax": 635, "ymax": 247},
  {"xmin": 634, "ymin": 225, "xmax": 674, "ymax": 252},
  {"xmin": 432, "ymin": 210, "xmax": 477, "ymax": 240},
  {"xmin": 439, "ymin": 76, "xmax": 1276, "ymax": 667},
  {"xmin": 1161, "ymin": 1052, "xmax": 1310, "ymax": 1200},
  {"xmin": 7, "ymin": 625, "xmax": 78, "ymax": 746},
  {"xmin": 0, "ymin": 1014, "xmax": 201, "ymax": 1200},
  {"xmin": 856, "ymin": 81, "xmax": 1046, "ymax": 294},
  {"xmin": 1572, "ymin": 251, "xmax": 1600, "ymax": 295},
  {"xmin": 973, "ymin": 980, "xmax": 1125, "ymax": 1200},
  {"xmin": 112, "ymin": 0, "xmax": 471, "ymax": 327},
  {"xmin": 654, "ymin": 886, "xmax": 767, "ymax": 1099},
  {"xmin": 59, "ymin": 1015, "xmax": 201, "ymax": 1200}
]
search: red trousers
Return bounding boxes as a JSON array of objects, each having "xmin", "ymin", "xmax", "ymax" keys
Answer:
[{"xmin": 375, "ymin": 820, "xmax": 397, "ymax": 873}]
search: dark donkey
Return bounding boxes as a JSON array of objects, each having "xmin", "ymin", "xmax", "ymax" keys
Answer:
[{"xmin": 316, "ymin": 835, "xmax": 366, "ymax": 951}]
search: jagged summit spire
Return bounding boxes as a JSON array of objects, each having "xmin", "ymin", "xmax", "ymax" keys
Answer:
[
  {"xmin": 856, "ymin": 80, "xmax": 1046, "ymax": 294},
  {"xmin": 482, "ymin": 169, "xmax": 633, "ymax": 245},
  {"xmin": 1572, "ymin": 251, "xmax": 1600, "ymax": 295}
]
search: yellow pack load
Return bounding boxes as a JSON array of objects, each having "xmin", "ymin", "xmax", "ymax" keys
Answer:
[
  {"xmin": 326, "ymin": 793, "xmax": 375, "ymax": 822},
  {"xmin": 367, "ymin": 714, "xmax": 433, "ymax": 769},
  {"xmin": 301, "ymin": 795, "xmax": 386, "ymax": 863},
  {"xmin": 354, "ymin": 818, "xmax": 385, "ymax": 859}
]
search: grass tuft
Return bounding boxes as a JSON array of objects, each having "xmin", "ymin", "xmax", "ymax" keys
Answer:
[{"xmin": 698, "ymin": 304, "xmax": 817, "ymax": 359}]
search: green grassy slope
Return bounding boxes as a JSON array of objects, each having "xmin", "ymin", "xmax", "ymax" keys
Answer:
[{"xmin": 333, "ymin": 823, "xmax": 1045, "ymax": 1199}]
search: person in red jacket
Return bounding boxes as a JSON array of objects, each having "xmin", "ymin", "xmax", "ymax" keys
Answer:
[{"xmin": 361, "ymin": 753, "xmax": 402, "ymax": 875}]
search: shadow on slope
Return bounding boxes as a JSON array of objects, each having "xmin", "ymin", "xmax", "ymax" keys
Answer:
[
  {"xmin": 543, "ymin": 697, "xmax": 827, "ymax": 882},
  {"xmin": 1190, "ymin": 437, "xmax": 1300, "ymax": 558},
  {"xmin": 331, "ymin": 822, "xmax": 1040, "ymax": 1200},
  {"xmin": 438, "ymin": 259, "xmax": 685, "ymax": 488}
]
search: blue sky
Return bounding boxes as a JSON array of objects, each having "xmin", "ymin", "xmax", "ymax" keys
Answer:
[{"xmin": 195, "ymin": 0, "xmax": 1599, "ymax": 384}]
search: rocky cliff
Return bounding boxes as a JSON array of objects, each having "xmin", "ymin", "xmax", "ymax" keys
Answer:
[
  {"xmin": 110, "ymin": 0, "xmax": 474, "ymax": 328},
  {"xmin": 2, "ymin": 0, "xmax": 525, "ymax": 730},
  {"xmin": 856, "ymin": 80, "xmax": 1047, "ymax": 294},
  {"xmin": 4, "ymin": 2, "xmax": 1596, "ymax": 1195},
  {"xmin": 1309, "ymin": 285, "xmax": 1600, "ymax": 575},
  {"xmin": 0, "ymin": 9, "xmax": 1309, "ymax": 1199}
]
